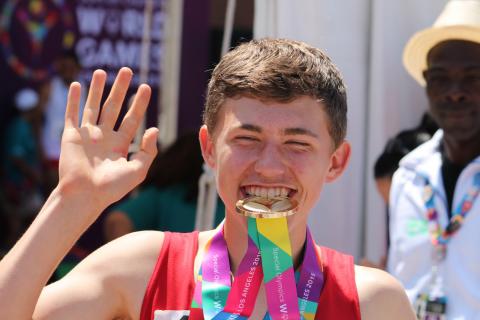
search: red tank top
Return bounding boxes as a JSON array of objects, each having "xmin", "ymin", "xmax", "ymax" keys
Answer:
[{"xmin": 140, "ymin": 232, "xmax": 360, "ymax": 320}]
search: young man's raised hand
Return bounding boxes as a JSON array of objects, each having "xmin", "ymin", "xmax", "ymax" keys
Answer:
[
  {"xmin": 59, "ymin": 67, "xmax": 158, "ymax": 213},
  {"xmin": 0, "ymin": 68, "xmax": 158, "ymax": 320}
]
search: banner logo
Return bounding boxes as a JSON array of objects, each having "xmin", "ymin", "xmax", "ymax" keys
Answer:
[{"xmin": 0, "ymin": 0, "xmax": 75, "ymax": 81}]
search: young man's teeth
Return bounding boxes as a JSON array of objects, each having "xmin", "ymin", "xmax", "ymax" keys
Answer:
[
  {"xmin": 246, "ymin": 186, "xmax": 290, "ymax": 198},
  {"xmin": 268, "ymin": 189, "xmax": 276, "ymax": 198},
  {"xmin": 260, "ymin": 189, "xmax": 268, "ymax": 198}
]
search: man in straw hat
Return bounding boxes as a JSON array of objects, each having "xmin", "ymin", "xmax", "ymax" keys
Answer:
[
  {"xmin": 0, "ymin": 39, "xmax": 415, "ymax": 319},
  {"xmin": 388, "ymin": 0, "xmax": 480, "ymax": 318}
]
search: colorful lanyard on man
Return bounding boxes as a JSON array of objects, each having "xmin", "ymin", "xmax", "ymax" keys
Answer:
[
  {"xmin": 423, "ymin": 171, "xmax": 480, "ymax": 256},
  {"xmin": 415, "ymin": 172, "xmax": 480, "ymax": 319},
  {"xmin": 189, "ymin": 217, "xmax": 324, "ymax": 320}
]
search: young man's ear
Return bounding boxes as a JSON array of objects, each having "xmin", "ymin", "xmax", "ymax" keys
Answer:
[
  {"xmin": 199, "ymin": 125, "xmax": 216, "ymax": 169},
  {"xmin": 325, "ymin": 140, "xmax": 351, "ymax": 183}
]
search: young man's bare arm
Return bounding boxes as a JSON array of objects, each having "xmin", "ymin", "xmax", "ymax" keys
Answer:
[
  {"xmin": 0, "ymin": 68, "xmax": 158, "ymax": 320},
  {"xmin": 33, "ymin": 231, "xmax": 164, "ymax": 320},
  {"xmin": 356, "ymin": 265, "xmax": 416, "ymax": 320}
]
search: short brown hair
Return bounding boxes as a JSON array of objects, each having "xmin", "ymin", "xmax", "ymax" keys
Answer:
[{"xmin": 203, "ymin": 38, "xmax": 347, "ymax": 147}]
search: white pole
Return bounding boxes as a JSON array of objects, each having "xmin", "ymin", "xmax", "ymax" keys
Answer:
[
  {"xmin": 195, "ymin": 0, "xmax": 238, "ymax": 230},
  {"xmin": 140, "ymin": 0, "xmax": 153, "ymax": 84},
  {"xmin": 131, "ymin": 0, "xmax": 154, "ymax": 153},
  {"xmin": 221, "ymin": 0, "xmax": 237, "ymax": 56},
  {"xmin": 158, "ymin": 0, "xmax": 183, "ymax": 148}
]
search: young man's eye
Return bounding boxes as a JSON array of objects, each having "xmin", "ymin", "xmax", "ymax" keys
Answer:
[
  {"xmin": 285, "ymin": 141, "xmax": 311, "ymax": 150},
  {"xmin": 238, "ymin": 136, "xmax": 255, "ymax": 140},
  {"xmin": 235, "ymin": 136, "xmax": 259, "ymax": 143}
]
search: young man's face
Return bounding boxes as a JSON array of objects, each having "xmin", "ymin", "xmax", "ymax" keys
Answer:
[
  {"xmin": 424, "ymin": 40, "xmax": 480, "ymax": 143},
  {"xmin": 200, "ymin": 96, "xmax": 350, "ymax": 221}
]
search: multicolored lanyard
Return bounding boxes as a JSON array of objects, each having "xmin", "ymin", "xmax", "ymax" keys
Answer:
[
  {"xmin": 423, "ymin": 171, "xmax": 480, "ymax": 256},
  {"xmin": 189, "ymin": 217, "xmax": 324, "ymax": 320},
  {"xmin": 415, "ymin": 171, "xmax": 480, "ymax": 319}
]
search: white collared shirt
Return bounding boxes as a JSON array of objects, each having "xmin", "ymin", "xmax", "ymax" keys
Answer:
[{"xmin": 387, "ymin": 130, "xmax": 480, "ymax": 319}]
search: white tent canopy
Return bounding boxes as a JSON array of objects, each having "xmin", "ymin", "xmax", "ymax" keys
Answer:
[{"xmin": 254, "ymin": 0, "xmax": 447, "ymax": 262}]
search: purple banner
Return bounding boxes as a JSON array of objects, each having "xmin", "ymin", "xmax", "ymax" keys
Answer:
[
  {"xmin": 0, "ymin": 0, "xmax": 210, "ymax": 134},
  {"xmin": 74, "ymin": 0, "xmax": 164, "ymax": 87},
  {"xmin": 0, "ymin": 0, "xmax": 164, "ymax": 127}
]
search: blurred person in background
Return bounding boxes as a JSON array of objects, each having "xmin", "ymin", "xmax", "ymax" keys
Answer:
[
  {"xmin": 1, "ymin": 88, "xmax": 44, "ymax": 228},
  {"xmin": 362, "ymin": 121, "xmax": 434, "ymax": 269},
  {"xmin": 375, "ymin": 114, "xmax": 436, "ymax": 205},
  {"xmin": 40, "ymin": 49, "xmax": 86, "ymax": 192},
  {"xmin": 388, "ymin": 0, "xmax": 480, "ymax": 318},
  {"xmin": 104, "ymin": 131, "xmax": 225, "ymax": 241}
]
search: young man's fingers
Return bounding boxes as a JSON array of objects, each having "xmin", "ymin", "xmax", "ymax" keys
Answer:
[
  {"xmin": 81, "ymin": 69, "xmax": 107, "ymax": 126},
  {"xmin": 128, "ymin": 128, "xmax": 158, "ymax": 184},
  {"xmin": 98, "ymin": 67, "xmax": 133, "ymax": 129},
  {"xmin": 65, "ymin": 82, "xmax": 81, "ymax": 129},
  {"xmin": 117, "ymin": 84, "xmax": 151, "ymax": 142},
  {"xmin": 141, "ymin": 127, "xmax": 159, "ymax": 156},
  {"xmin": 128, "ymin": 127, "xmax": 159, "ymax": 181}
]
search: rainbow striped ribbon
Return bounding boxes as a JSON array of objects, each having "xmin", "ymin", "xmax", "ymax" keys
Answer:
[
  {"xmin": 256, "ymin": 217, "xmax": 300, "ymax": 319},
  {"xmin": 189, "ymin": 217, "xmax": 324, "ymax": 319},
  {"xmin": 423, "ymin": 172, "xmax": 480, "ymax": 250}
]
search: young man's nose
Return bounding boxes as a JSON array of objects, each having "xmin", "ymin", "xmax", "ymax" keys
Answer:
[{"xmin": 253, "ymin": 144, "xmax": 286, "ymax": 178}]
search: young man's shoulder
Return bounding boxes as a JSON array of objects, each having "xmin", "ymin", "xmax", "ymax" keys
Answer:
[
  {"xmin": 34, "ymin": 231, "xmax": 166, "ymax": 319},
  {"xmin": 90, "ymin": 230, "xmax": 166, "ymax": 296},
  {"xmin": 354, "ymin": 265, "xmax": 416, "ymax": 320},
  {"xmin": 87, "ymin": 230, "xmax": 165, "ymax": 270}
]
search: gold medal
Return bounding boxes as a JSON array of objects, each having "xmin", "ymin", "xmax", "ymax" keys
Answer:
[{"xmin": 235, "ymin": 196, "xmax": 298, "ymax": 218}]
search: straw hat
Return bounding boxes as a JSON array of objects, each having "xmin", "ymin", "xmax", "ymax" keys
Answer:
[{"xmin": 403, "ymin": 0, "xmax": 480, "ymax": 86}]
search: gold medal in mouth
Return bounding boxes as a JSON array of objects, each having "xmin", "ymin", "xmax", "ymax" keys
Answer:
[{"xmin": 235, "ymin": 196, "xmax": 298, "ymax": 218}]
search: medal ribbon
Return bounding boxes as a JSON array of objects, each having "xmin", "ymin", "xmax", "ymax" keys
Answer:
[
  {"xmin": 256, "ymin": 217, "xmax": 299, "ymax": 319},
  {"xmin": 190, "ymin": 217, "xmax": 324, "ymax": 320},
  {"xmin": 423, "ymin": 172, "xmax": 480, "ymax": 251}
]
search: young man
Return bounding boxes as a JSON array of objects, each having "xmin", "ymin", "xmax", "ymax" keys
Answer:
[
  {"xmin": 388, "ymin": 0, "xmax": 480, "ymax": 318},
  {"xmin": 0, "ymin": 39, "xmax": 414, "ymax": 319}
]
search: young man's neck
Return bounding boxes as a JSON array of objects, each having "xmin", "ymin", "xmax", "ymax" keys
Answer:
[{"xmin": 223, "ymin": 214, "xmax": 308, "ymax": 274}]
